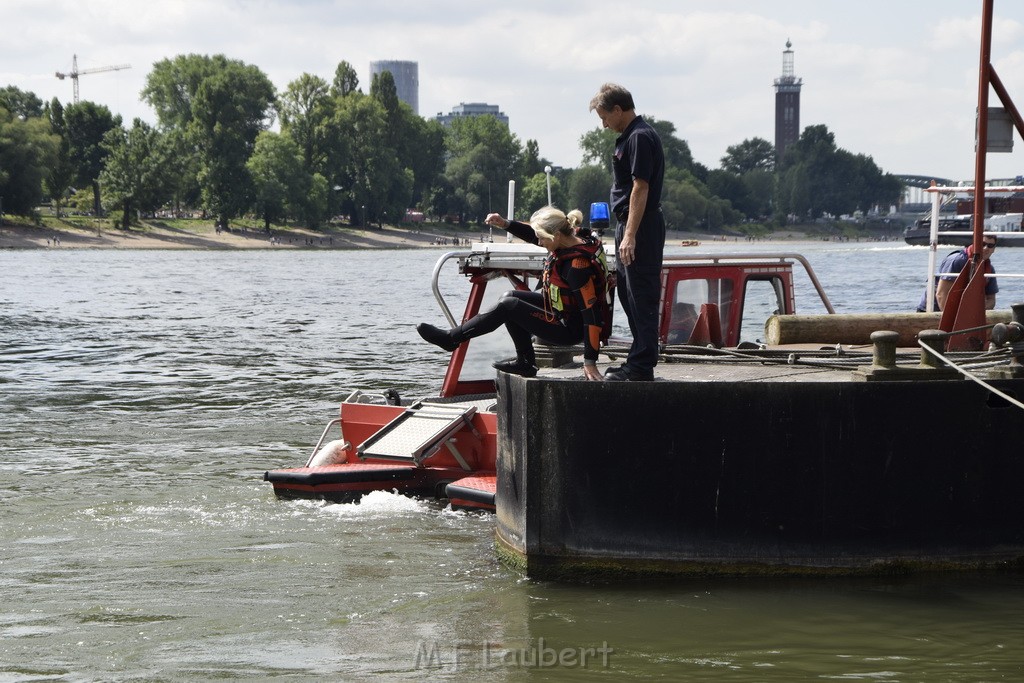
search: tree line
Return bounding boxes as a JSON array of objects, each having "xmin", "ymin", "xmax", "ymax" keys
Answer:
[{"xmin": 0, "ymin": 57, "xmax": 904, "ymax": 233}]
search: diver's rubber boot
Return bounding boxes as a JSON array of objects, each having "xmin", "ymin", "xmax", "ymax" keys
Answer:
[
  {"xmin": 492, "ymin": 358, "xmax": 539, "ymax": 378},
  {"xmin": 416, "ymin": 323, "xmax": 459, "ymax": 352}
]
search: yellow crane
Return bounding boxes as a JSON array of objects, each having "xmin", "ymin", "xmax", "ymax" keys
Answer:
[{"xmin": 55, "ymin": 54, "xmax": 131, "ymax": 104}]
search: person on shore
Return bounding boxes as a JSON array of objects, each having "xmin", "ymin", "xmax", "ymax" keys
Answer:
[
  {"xmin": 589, "ymin": 83, "xmax": 665, "ymax": 381},
  {"xmin": 916, "ymin": 237, "xmax": 998, "ymax": 312},
  {"xmin": 416, "ymin": 207, "xmax": 608, "ymax": 381}
]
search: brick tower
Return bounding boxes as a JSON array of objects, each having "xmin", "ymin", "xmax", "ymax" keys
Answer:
[{"xmin": 773, "ymin": 40, "xmax": 802, "ymax": 163}]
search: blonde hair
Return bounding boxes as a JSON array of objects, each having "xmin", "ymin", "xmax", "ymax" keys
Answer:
[{"xmin": 530, "ymin": 206, "xmax": 584, "ymax": 241}]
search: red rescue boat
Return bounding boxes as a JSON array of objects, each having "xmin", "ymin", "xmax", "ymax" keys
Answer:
[{"xmin": 264, "ymin": 243, "xmax": 833, "ymax": 510}]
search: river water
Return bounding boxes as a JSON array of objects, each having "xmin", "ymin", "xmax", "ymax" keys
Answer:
[{"xmin": 3, "ymin": 241, "xmax": 1024, "ymax": 681}]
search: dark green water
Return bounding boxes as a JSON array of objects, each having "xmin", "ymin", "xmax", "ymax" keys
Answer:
[{"xmin": 3, "ymin": 244, "xmax": 1024, "ymax": 681}]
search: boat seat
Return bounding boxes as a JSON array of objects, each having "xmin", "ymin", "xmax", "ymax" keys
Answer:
[{"xmin": 687, "ymin": 303, "xmax": 723, "ymax": 347}]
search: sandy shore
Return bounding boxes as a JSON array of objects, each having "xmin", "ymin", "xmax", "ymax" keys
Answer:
[
  {"xmin": 0, "ymin": 220, "xmax": 762, "ymax": 251},
  {"xmin": 0, "ymin": 220, "xmax": 465, "ymax": 250}
]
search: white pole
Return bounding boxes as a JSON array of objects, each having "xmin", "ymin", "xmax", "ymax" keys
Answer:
[
  {"xmin": 507, "ymin": 180, "xmax": 515, "ymax": 243},
  {"xmin": 544, "ymin": 165, "xmax": 552, "ymax": 206},
  {"xmin": 925, "ymin": 188, "xmax": 942, "ymax": 312}
]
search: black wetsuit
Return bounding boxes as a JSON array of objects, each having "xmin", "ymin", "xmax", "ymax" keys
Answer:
[{"xmin": 458, "ymin": 221, "xmax": 605, "ymax": 366}]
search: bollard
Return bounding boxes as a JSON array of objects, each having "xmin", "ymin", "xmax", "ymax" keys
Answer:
[
  {"xmin": 918, "ymin": 329, "xmax": 946, "ymax": 369},
  {"xmin": 853, "ymin": 328, "xmax": 956, "ymax": 381},
  {"xmin": 870, "ymin": 330, "xmax": 899, "ymax": 370}
]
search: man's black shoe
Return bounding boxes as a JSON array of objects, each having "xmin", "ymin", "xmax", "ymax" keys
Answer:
[
  {"xmin": 492, "ymin": 358, "xmax": 538, "ymax": 378},
  {"xmin": 604, "ymin": 366, "xmax": 654, "ymax": 382},
  {"xmin": 417, "ymin": 323, "xmax": 458, "ymax": 352},
  {"xmin": 603, "ymin": 364, "xmax": 624, "ymax": 376}
]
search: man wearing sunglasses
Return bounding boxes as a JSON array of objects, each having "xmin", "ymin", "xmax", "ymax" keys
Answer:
[{"xmin": 917, "ymin": 236, "xmax": 999, "ymax": 311}]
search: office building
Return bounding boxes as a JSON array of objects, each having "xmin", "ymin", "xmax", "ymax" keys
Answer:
[
  {"xmin": 435, "ymin": 102, "xmax": 509, "ymax": 127},
  {"xmin": 369, "ymin": 60, "xmax": 418, "ymax": 115}
]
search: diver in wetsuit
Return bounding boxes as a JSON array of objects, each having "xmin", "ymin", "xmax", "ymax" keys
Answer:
[{"xmin": 416, "ymin": 206, "xmax": 608, "ymax": 381}]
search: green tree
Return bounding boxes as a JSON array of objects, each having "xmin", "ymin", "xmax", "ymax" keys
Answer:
[
  {"xmin": 740, "ymin": 169, "xmax": 776, "ymax": 219},
  {"xmin": 142, "ymin": 54, "xmax": 270, "ymax": 224},
  {"xmin": 100, "ymin": 118, "xmax": 170, "ymax": 229},
  {"xmin": 331, "ymin": 60, "xmax": 360, "ymax": 98},
  {"xmin": 519, "ymin": 172, "xmax": 565, "ymax": 215},
  {"xmin": 721, "ymin": 137, "xmax": 775, "ymax": 175},
  {"xmin": 566, "ymin": 165, "xmax": 612, "ymax": 221},
  {"xmin": 246, "ymin": 130, "xmax": 308, "ymax": 229},
  {"xmin": 580, "ymin": 117, "xmax": 702, "ymax": 230},
  {"xmin": 0, "ymin": 86, "xmax": 44, "ymax": 120},
  {"xmin": 775, "ymin": 124, "xmax": 902, "ymax": 219},
  {"xmin": 442, "ymin": 115, "xmax": 521, "ymax": 221},
  {"xmin": 142, "ymin": 54, "xmax": 226, "ymax": 130},
  {"xmin": 332, "ymin": 92, "xmax": 411, "ymax": 226},
  {"xmin": 578, "ymin": 127, "xmax": 616, "ymax": 170},
  {"xmin": 186, "ymin": 57, "xmax": 276, "ymax": 228},
  {"xmin": 371, "ymin": 72, "xmax": 445, "ymax": 211},
  {"xmin": 277, "ymin": 73, "xmax": 334, "ymax": 176},
  {"xmin": 140, "ymin": 55, "xmax": 223, "ymax": 215},
  {"xmin": 305, "ymin": 173, "xmax": 330, "ymax": 228},
  {"xmin": 370, "ymin": 71, "xmax": 400, "ymax": 121},
  {"xmin": 65, "ymin": 101, "xmax": 121, "ymax": 216},
  {"xmin": 581, "ymin": 117, "xmax": 693, "ymax": 171},
  {"xmin": 661, "ymin": 177, "xmax": 708, "ymax": 231},
  {"xmin": 522, "ymin": 139, "xmax": 555, "ymax": 179},
  {"xmin": 404, "ymin": 115, "xmax": 446, "ymax": 208},
  {"xmin": 0, "ymin": 106, "xmax": 57, "ymax": 214},
  {"xmin": 160, "ymin": 128, "xmax": 202, "ymax": 216},
  {"xmin": 646, "ymin": 117, "xmax": 694, "ymax": 171},
  {"xmin": 44, "ymin": 98, "xmax": 75, "ymax": 216},
  {"xmin": 370, "ymin": 71, "xmax": 406, "ymax": 164},
  {"xmin": 707, "ymin": 169, "xmax": 751, "ymax": 217}
]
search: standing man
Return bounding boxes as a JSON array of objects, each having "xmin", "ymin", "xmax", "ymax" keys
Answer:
[{"xmin": 589, "ymin": 83, "xmax": 665, "ymax": 381}]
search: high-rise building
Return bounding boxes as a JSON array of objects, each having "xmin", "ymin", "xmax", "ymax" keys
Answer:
[
  {"xmin": 773, "ymin": 40, "xmax": 802, "ymax": 163},
  {"xmin": 435, "ymin": 102, "xmax": 509, "ymax": 127},
  {"xmin": 369, "ymin": 60, "xmax": 418, "ymax": 115}
]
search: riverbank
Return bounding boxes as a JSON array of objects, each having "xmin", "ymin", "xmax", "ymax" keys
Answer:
[
  {"xmin": 0, "ymin": 217, "xmax": 822, "ymax": 250},
  {"xmin": 0, "ymin": 218, "xmax": 459, "ymax": 250}
]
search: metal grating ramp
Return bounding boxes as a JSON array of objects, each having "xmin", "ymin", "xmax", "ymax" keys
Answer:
[{"xmin": 357, "ymin": 402, "xmax": 478, "ymax": 466}]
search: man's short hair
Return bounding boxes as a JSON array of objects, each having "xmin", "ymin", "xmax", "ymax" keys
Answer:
[{"xmin": 589, "ymin": 83, "xmax": 635, "ymax": 113}]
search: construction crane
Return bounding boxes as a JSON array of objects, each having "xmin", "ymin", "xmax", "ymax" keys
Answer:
[{"xmin": 55, "ymin": 54, "xmax": 131, "ymax": 104}]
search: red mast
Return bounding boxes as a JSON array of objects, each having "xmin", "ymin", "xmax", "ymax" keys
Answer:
[{"xmin": 942, "ymin": 0, "xmax": 1024, "ymax": 350}]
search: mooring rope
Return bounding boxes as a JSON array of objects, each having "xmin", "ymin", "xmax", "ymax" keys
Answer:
[{"xmin": 917, "ymin": 341, "xmax": 1024, "ymax": 411}]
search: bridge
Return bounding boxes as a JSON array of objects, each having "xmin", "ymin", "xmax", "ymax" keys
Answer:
[{"xmin": 896, "ymin": 174, "xmax": 1023, "ymax": 212}]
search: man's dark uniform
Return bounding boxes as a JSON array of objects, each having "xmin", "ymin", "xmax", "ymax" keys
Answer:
[{"xmin": 610, "ymin": 115, "xmax": 665, "ymax": 378}]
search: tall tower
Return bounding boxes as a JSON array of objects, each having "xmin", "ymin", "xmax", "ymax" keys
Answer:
[
  {"xmin": 369, "ymin": 60, "xmax": 419, "ymax": 115},
  {"xmin": 773, "ymin": 40, "xmax": 802, "ymax": 163}
]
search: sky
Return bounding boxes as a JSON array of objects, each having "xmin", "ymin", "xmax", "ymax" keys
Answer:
[{"xmin": 4, "ymin": 0, "xmax": 1024, "ymax": 182}]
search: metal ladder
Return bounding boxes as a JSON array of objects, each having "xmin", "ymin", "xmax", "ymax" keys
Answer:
[{"xmin": 356, "ymin": 401, "xmax": 479, "ymax": 470}]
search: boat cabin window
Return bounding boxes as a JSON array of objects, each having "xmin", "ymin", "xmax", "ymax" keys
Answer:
[
  {"xmin": 668, "ymin": 278, "xmax": 734, "ymax": 343},
  {"xmin": 739, "ymin": 277, "xmax": 786, "ymax": 344}
]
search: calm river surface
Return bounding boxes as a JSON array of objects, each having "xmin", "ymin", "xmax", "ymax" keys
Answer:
[{"xmin": 3, "ymin": 241, "xmax": 1024, "ymax": 681}]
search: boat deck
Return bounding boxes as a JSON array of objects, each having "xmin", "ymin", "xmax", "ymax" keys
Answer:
[
  {"xmin": 536, "ymin": 345, "xmax": 972, "ymax": 385},
  {"xmin": 547, "ymin": 359, "xmax": 860, "ymax": 383}
]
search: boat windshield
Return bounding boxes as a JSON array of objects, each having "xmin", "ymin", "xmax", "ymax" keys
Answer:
[{"xmin": 669, "ymin": 278, "xmax": 735, "ymax": 342}]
